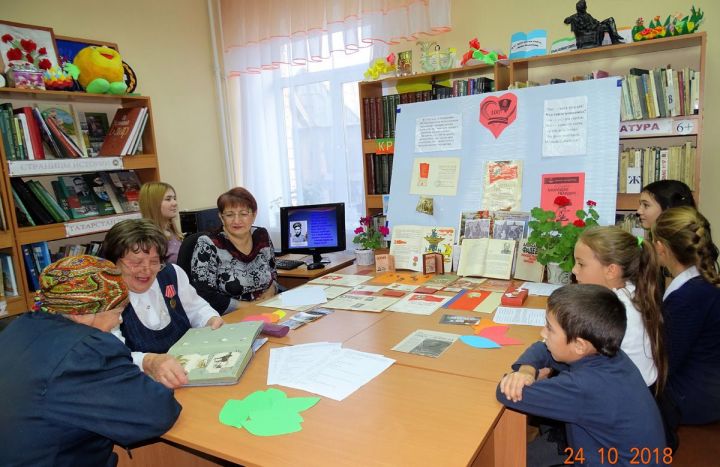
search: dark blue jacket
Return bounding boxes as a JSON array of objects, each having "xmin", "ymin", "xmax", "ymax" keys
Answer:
[
  {"xmin": 497, "ymin": 342, "xmax": 666, "ymax": 466},
  {"xmin": 0, "ymin": 312, "xmax": 181, "ymax": 467},
  {"xmin": 663, "ymin": 276, "xmax": 720, "ymax": 424}
]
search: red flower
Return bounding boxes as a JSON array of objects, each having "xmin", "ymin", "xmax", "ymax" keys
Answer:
[
  {"xmin": 38, "ymin": 47, "xmax": 47, "ymax": 55},
  {"xmin": 469, "ymin": 38, "xmax": 480, "ymax": 50},
  {"xmin": 354, "ymin": 227, "xmax": 364, "ymax": 234},
  {"xmin": 586, "ymin": 200, "xmax": 597, "ymax": 207},
  {"xmin": 20, "ymin": 39, "xmax": 37, "ymax": 52},
  {"xmin": 25, "ymin": 53, "xmax": 34, "ymax": 63},
  {"xmin": 378, "ymin": 226, "xmax": 390, "ymax": 236},
  {"xmin": 1, "ymin": 34, "xmax": 13, "ymax": 43},
  {"xmin": 554, "ymin": 195, "xmax": 571, "ymax": 207},
  {"xmin": 38, "ymin": 58, "xmax": 52, "ymax": 70},
  {"xmin": 573, "ymin": 219, "xmax": 586, "ymax": 227},
  {"xmin": 6, "ymin": 48, "xmax": 22, "ymax": 60}
]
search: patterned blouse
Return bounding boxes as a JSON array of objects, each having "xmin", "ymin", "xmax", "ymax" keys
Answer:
[{"xmin": 190, "ymin": 227, "xmax": 277, "ymax": 313}]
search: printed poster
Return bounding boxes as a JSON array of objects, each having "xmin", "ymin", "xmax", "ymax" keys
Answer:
[
  {"xmin": 542, "ymin": 95, "xmax": 588, "ymax": 157},
  {"xmin": 414, "ymin": 114, "xmax": 462, "ymax": 153},
  {"xmin": 540, "ymin": 172, "xmax": 585, "ymax": 224},
  {"xmin": 482, "ymin": 160, "xmax": 522, "ymax": 211},
  {"xmin": 410, "ymin": 157, "xmax": 461, "ymax": 196}
]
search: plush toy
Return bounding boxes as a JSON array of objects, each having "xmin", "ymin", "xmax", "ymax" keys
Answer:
[{"xmin": 64, "ymin": 45, "xmax": 127, "ymax": 94}]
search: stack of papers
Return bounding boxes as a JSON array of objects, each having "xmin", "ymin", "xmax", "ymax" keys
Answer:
[{"xmin": 267, "ymin": 343, "xmax": 395, "ymax": 401}]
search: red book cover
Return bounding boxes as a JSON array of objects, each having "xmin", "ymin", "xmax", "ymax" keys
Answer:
[
  {"xmin": 98, "ymin": 107, "xmax": 144, "ymax": 156},
  {"xmin": 540, "ymin": 172, "xmax": 585, "ymax": 225},
  {"xmin": 447, "ymin": 290, "xmax": 491, "ymax": 311},
  {"xmin": 501, "ymin": 285, "xmax": 528, "ymax": 307},
  {"xmin": 13, "ymin": 107, "xmax": 44, "ymax": 159}
]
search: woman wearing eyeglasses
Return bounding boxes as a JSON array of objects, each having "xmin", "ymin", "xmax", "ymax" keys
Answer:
[
  {"xmin": 101, "ymin": 218, "xmax": 223, "ymax": 389},
  {"xmin": 190, "ymin": 187, "xmax": 279, "ymax": 314}
]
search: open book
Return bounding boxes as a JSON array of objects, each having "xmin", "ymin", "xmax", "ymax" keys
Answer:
[
  {"xmin": 168, "ymin": 321, "xmax": 263, "ymax": 386},
  {"xmin": 457, "ymin": 238, "xmax": 516, "ymax": 279}
]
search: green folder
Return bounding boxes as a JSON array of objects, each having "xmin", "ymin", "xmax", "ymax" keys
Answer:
[{"xmin": 168, "ymin": 321, "xmax": 263, "ymax": 387}]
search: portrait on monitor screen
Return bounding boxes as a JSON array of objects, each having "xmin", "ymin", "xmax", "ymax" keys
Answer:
[{"xmin": 290, "ymin": 221, "xmax": 308, "ymax": 246}]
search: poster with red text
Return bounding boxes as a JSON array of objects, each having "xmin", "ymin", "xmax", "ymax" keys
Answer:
[{"xmin": 540, "ymin": 173, "xmax": 585, "ymax": 224}]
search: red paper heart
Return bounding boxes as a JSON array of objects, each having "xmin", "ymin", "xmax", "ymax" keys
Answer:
[
  {"xmin": 479, "ymin": 93, "xmax": 517, "ymax": 138},
  {"xmin": 478, "ymin": 325, "xmax": 524, "ymax": 345}
]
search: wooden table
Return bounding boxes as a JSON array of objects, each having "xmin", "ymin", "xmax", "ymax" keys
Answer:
[
  {"xmin": 118, "ymin": 268, "xmax": 544, "ymax": 467},
  {"xmin": 276, "ymin": 252, "xmax": 356, "ymax": 289}
]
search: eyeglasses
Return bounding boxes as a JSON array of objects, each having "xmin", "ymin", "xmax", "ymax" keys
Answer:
[
  {"xmin": 120, "ymin": 259, "xmax": 165, "ymax": 273},
  {"xmin": 221, "ymin": 210, "xmax": 253, "ymax": 220}
]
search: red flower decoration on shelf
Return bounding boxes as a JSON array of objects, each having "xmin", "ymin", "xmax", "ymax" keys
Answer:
[
  {"xmin": 586, "ymin": 200, "xmax": 597, "ymax": 207},
  {"xmin": 2, "ymin": 33, "xmax": 52, "ymax": 70},
  {"xmin": 573, "ymin": 219, "xmax": 587, "ymax": 228}
]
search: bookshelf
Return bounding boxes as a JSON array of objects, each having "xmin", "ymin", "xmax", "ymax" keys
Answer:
[
  {"xmin": 0, "ymin": 88, "xmax": 161, "ymax": 313},
  {"xmin": 357, "ymin": 32, "xmax": 706, "ymax": 215}
]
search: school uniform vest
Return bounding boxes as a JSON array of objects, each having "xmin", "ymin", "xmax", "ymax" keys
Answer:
[{"xmin": 120, "ymin": 266, "xmax": 191, "ymax": 354}]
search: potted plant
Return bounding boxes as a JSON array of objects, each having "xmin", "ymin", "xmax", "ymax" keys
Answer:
[
  {"xmin": 352, "ymin": 216, "xmax": 389, "ymax": 266},
  {"xmin": 527, "ymin": 197, "xmax": 600, "ymax": 282}
]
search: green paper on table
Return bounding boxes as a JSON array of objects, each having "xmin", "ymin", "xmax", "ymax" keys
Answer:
[{"xmin": 219, "ymin": 388, "xmax": 320, "ymax": 436}]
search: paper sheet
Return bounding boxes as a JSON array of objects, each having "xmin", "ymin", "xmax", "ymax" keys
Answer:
[{"xmin": 493, "ymin": 306, "xmax": 546, "ymax": 326}]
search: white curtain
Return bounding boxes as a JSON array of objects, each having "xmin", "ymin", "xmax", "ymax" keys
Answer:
[{"xmin": 216, "ymin": 0, "xmax": 451, "ymax": 246}]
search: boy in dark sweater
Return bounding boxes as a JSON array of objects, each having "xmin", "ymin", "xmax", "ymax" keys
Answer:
[{"xmin": 497, "ymin": 284, "xmax": 667, "ymax": 466}]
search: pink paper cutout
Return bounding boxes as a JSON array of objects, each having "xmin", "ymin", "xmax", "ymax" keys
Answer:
[
  {"xmin": 479, "ymin": 93, "xmax": 517, "ymax": 138},
  {"xmin": 478, "ymin": 325, "xmax": 524, "ymax": 345}
]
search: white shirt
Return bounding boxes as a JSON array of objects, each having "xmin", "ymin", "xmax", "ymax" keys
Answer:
[
  {"xmin": 111, "ymin": 264, "xmax": 220, "ymax": 368},
  {"xmin": 614, "ymin": 282, "xmax": 657, "ymax": 386},
  {"xmin": 663, "ymin": 265, "xmax": 700, "ymax": 300}
]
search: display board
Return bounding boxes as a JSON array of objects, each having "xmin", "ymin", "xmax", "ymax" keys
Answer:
[{"xmin": 387, "ymin": 78, "xmax": 621, "ymax": 238}]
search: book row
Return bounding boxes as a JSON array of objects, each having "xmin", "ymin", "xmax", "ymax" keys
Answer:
[
  {"xmin": 620, "ymin": 67, "xmax": 700, "ymax": 121},
  {"xmin": 0, "ymin": 253, "xmax": 18, "ymax": 302},
  {"xmin": 364, "ymin": 153, "xmax": 393, "ymax": 195},
  {"xmin": 20, "ymin": 241, "xmax": 102, "ymax": 293},
  {"xmin": 618, "ymin": 143, "xmax": 696, "ymax": 194},
  {"xmin": 11, "ymin": 170, "xmax": 142, "ymax": 227},
  {"xmin": 0, "ymin": 102, "xmax": 148, "ymax": 160}
]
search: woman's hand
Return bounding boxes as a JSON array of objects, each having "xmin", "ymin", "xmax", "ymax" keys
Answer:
[
  {"xmin": 207, "ymin": 316, "xmax": 224, "ymax": 329},
  {"xmin": 142, "ymin": 353, "xmax": 189, "ymax": 389},
  {"xmin": 257, "ymin": 283, "xmax": 278, "ymax": 301}
]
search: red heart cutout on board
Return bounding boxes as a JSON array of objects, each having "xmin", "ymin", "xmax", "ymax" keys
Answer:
[{"xmin": 479, "ymin": 93, "xmax": 517, "ymax": 138}]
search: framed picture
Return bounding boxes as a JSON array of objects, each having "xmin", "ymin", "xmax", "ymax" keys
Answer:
[
  {"xmin": 55, "ymin": 34, "xmax": 119, "ymax": 66},
  {"xmin": 0, "ymin": 20, "xmax": 60, "ymax": 72},
  {"xmin": 422, "ymin": 252, "xmax": 437, "ymax": 274},
  {"xmin": 375, "ymin": 254, "xmax": 395, "ymax": 273}
]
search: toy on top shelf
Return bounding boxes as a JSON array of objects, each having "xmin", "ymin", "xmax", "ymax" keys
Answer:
[
  {"xmin": 417, "ymin": 41, "xmax": 456, "ymax": 73},
  {"xmin": 631, "ymin": 7, "xmax": 705, "ymax": 42},
  {"xmin": 363, "ymin": 54, "xmax": 397, "ymax": 81},
  {"xmin": 64, "ymin": 45, "xmax": 127, "ymax": 95},
  {"xmin": 460, "ymin": 38, "xmax": 507, "ymax": 67},
  {"xmin": 563, "ymin": 0, "xmax": 624, "ymax": 49}
]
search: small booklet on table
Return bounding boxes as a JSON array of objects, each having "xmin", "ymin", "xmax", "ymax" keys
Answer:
[{"xmin": 168, "ymin": 321, "xmax": 263, "ymax": 386}]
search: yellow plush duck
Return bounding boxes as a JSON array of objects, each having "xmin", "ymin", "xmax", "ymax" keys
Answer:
[{"xmin": 64, "ymin": 45, "xmax": 127, "ymax": 94}]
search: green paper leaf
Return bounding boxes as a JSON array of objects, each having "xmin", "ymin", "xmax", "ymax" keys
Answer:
[
  {"xmin": 244, "ymin": 407, "xmax": 304, "ymax": 436},
  {"xmin": 273, "ymin": 396, "xmax": 321, "ymax": 413},
  {"xmin": 219, "ymin": 399, "xmax": 251, "ymax": 427}
]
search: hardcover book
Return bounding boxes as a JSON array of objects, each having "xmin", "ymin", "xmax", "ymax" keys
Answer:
[
  {"xmin": 77, "ymin": 112, "xmax": 110, "ymax": 157},
  {"xmin": 38, "ymin": 104, "xmax": 86, "ymax": 157},
  {"xmin": 98, "ymin": 107, "xmax": 145, "ymax": 156},
  {"xmin": 168, "ymin": 321, "xmax": 263, "ymax": 386},
  {"xmin": 104, "ymin": 170, "xmax": 142, "ymax": 212},
  {"xmin": 58, "ymin": 175, "xmax": 100, "ymax": 218},
  {"xmin": 456, "ymin": 238, "xmax": 516, "ymax": 280}
]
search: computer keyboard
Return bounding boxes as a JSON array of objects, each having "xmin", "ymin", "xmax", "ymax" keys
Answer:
[{"xmin": 275, "ymin": 258, "xmax": 306, "ymax": 270}]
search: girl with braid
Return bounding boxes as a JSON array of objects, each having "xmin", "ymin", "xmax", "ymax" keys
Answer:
[
  {"xmin": 573, "ymin": 226, "xmax": 666, "ymax": 390},
  {"xmin": 652, "ymin": 206, "xmax": 720, "ymax": 432}
]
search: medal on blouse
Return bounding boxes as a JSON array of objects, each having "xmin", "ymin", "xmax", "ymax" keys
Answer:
[{"xmin": 165, "ymin": 284, "xmax": 177, "ymax": 309}]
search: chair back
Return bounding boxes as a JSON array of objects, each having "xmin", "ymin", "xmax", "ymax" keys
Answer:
[{"xmin": 176, "ymin": 232, "xmax": 207, "ymax": 277}]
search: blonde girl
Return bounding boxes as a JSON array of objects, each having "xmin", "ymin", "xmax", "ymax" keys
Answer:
[
  {"xmin": 139, "ymin": 182, "xmax": 183, "ymax": 263},
  {"xmin": 652, "ymin": 207, "xmax": 720, "ymax": 426},
  {"xmin": 573, "ymin": 226, "xmax": 665, "ymax": 391}
]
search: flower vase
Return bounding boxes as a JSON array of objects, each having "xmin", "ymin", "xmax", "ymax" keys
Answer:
[
  {"xmin": 546, "ymin": 262, "xmax": 572, "ymax": 285},
  {"xmin": 355, "ymin": 249, "xmax": 375, "ymax": 266}
]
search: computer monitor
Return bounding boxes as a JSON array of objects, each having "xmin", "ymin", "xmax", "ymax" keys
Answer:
[{"xmin": 279, "ymin": 202, "xmax": 346, "ymax": 268}]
